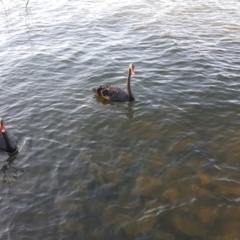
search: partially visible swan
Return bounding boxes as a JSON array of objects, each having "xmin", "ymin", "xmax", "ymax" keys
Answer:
[
  {"xmin": 0, "ymin": 118, "xmax": 18, "ymax": 153},
  {"xmin": 92, "ymin": 63, "xmax": 135, "ymax": 102}
]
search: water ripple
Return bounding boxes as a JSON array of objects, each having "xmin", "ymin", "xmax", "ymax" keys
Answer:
[{"xmin": 1, "ymin": 0, "xmax": 240, "ymax": 239}]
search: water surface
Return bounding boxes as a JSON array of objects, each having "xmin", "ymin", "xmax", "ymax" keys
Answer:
[{"xmin": 1, "ymin": 0, "xmax": 240, "ymax": 239}]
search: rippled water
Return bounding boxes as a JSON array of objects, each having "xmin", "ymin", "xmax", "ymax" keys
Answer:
[{"xmin": 1, "ymin": 0, "xmax": 240, "ymax": 239}]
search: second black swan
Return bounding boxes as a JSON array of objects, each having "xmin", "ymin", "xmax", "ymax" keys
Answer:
[{"xmin": 92, "ymin": 63, "xmax": 135, "ymax": 102}]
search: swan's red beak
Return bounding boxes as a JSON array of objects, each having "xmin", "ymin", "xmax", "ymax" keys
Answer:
[
  {"xmin": 131, "ymin": 66, "xmax": 135, "ymax": 75},
  {"xmin": 0, "ymin": 119, "xmax": 6, "ymax": 133},
  {"xmin": 0, "ymin": 123, "xmax": 5, "ymax": 133}
]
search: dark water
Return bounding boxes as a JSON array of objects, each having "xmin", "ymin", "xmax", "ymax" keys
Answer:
[{"xmin": 1, "ymin": 0, "xmax": 240, "ymax": 239}]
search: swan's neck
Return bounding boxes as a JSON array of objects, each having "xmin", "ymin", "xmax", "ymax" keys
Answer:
[{"xmin": 127, "ymin": 68, "xmax": 134, "ymax": 101}]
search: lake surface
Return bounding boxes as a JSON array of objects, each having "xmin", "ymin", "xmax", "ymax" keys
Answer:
[{"xmin": 1, "ymin": 0, "xmax": 240, "ymax": 239}]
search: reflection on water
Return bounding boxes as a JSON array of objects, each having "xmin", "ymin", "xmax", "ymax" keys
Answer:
[
  {"xmin": 125, "ymin": 103, "xmax": 134, "ymax": 119},
  {"xmin": 95, "ymin": 96, "xmax": 135, "ymax": 118},
  {"xmin": 1, "ymin": 152, "xmax": 23, "ymax": 186},
  {"xmin": 24, "ymin": 8, "xmax": 35, "ymax": 51},
  {"xmin": 94, "ymin": 96, "xmax": 115, "ymax": 106},
  {"xmin": 1, "ymin": 0, "xmax": 240, "ymax": 239}
]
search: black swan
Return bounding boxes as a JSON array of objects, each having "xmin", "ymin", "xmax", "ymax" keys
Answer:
[
  {"xmin": 92, "ymin": 63, "xmax": 135, "ymax": 102},
  {"xmin": 0, "ymin": 118, "xmax": 18, "ymax": 153}
]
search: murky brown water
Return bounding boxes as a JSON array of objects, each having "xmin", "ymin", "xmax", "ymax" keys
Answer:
[{"xmin": 1, "ymin": 0, "xmax": 240, "ymax": 239}]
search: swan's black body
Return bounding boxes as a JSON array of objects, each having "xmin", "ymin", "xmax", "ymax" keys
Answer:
[
  {"xmin": 93, "ymin": 63, "xmax": 135, "ymax": 102},
  {"xmin": 0, "ymin": 118, "xmax": 18, "ymax": 153}
]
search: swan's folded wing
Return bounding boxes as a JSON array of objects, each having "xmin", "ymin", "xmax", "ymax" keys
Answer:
[
  {"xmin": 92, "ymin": 85, "xmax": 111, "ymax": 96},
  {"xmin": 101, "ymin": 86, "xmax": 128, "ymax": 101}
]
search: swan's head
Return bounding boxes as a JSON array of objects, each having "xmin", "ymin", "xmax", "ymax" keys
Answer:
[
  {"xmin": 129, "ymin": 63, "xmax": 135, "ymax": 75},
  {"xmin": 0, "ymin": 118, "xmax": 6, "ymax": 133}
]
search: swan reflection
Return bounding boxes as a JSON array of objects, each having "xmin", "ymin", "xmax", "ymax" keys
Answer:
[
  {"xmin": 125, "ymin": 103, "xmax": 135, "ymax": 119},
  {"xmin": 1, "ymin": 152, "xmax": 23, "ymax": 185},
  {"xmin": 94, "ymin": 96, "xmax": 114, "ymax": 105},
  {"xmin": 94, "ymin": 98, "xmax": 135, "ymax": 118}
]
